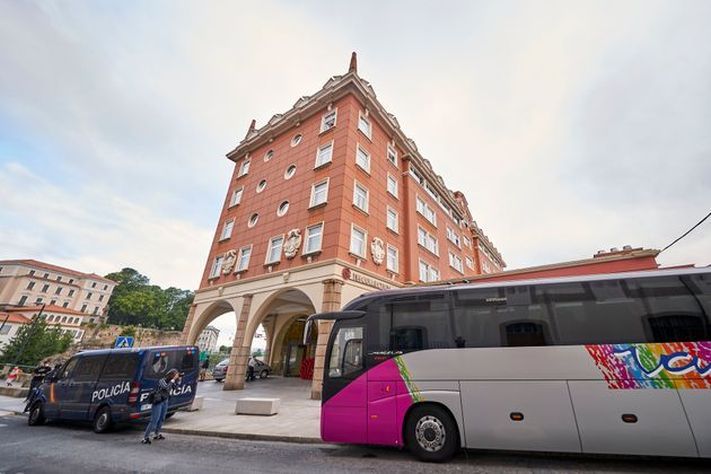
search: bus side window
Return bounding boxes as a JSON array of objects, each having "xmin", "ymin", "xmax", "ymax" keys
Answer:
[
  {"xmin": 640, "ymin": 276, "xmax": 709, "ymax": 343},
  {"xmin": 328, "ymin": 327, "xmax": 364, "ymax": 378},
  {"xmin": 389, "ymin": 294, "xmax": 452, "ymax": 352},
  {"xmin": 502, "ymin": 321, "xmax": 548, "ymax": 347}
]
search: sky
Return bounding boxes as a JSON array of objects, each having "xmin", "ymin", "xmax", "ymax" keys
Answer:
[{"xmin": 1, "ymin": 0, "xmax": 710, "ymax": 315}]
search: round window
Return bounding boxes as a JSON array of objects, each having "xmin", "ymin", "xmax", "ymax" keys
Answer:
[
  {"xmin": 284, "ymin": 164, "xmax": 297, "ymax": 180},
  {"xmin": 248, "ymin": 213, "xmax": 259, "ymax": 228},
  {"xmin": 290, "ymin": 134, "xmax": 303, "ymax": 147},
  {"xmin": 264, "ymin": 150, "xmax": 274, "ymax": 162},
  {"xmin": 256, "ymin": 179, "xmax": 267, "ymax": 193},
  {"xmin": 277, "ymin": 201, "xmax": 290, "ymax": 217}
]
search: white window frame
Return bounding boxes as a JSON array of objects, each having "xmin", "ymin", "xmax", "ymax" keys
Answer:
[
  {"xmin": 309, "ymin": 178, "xmax": 330, "ymax": 208},
  {"xmin": 386, "ymin": 207, "xmax": 399, "ymax": 233},
  {"xmin": 238, "ymin": 158, "xmax": 250, "ymax": 177},
  {"xmin": 349, "ymin": 225, "xmax": 367, "ymax": 258},
  {"xmin": 386, "ymin": 174, "xmax": 398, "ymax": 198},
  {"xmin": 418, "ymin": 260, "xmax": 440, "ymax": 283},
  {"xmin": 416, "ymin": 195, "xmax": 437, "ymax": 227},
  {"xmin": 355, "ymin": 144, "xmax": 370, "ymax": 173},
  {"xmin": 449, "ymin": 252, "xmax": 464, "ymax": 273},
  {"xmin": 303, "ymin": 222, "xmax": 324, "ymax": 255},
  {"xmin": 276, "ymin": 201, "xmax": 290, "ymax": 217},
  {"xmin": 229, "ymin": 186, "xmax": 244, "ymax": 207},
  {"xmin": 320, "ymin": 108, "xmax": 338, "ymax": 133},
  {"xmin": 236, "ymin": 245, "xmax": 252, "ymax": 272},
  {"xmin": 387, "ymin": 144, "xmax": 398, "ymax": 167},
  {"xmin": 219, "ymin": 219, "xmax": 234, "ymax": 241},
  {"xmin": 209, "ymin": 255, "xmax": 224, "ymax": 279},
  {"xmin": 315, "ymin": 140, "xmax": 334, "ymax": 168},
  {"xmin": 386, "ymin": 245, "xmax": 399, "ymax": 273},
  {"xmin": 357, "ymin": 111, "xmax": 372, "ymax": 139},
  {"xmin": 265, "ymin": 235, "xmax": 284, "ymax": 264},
  {"xmin": 417, "ymin": 226, "xmax": 439, "ymax": 255},
  {"xmin": 352, "ymin": 180, "xmax": 369, "ymax": 213},
  {"xmin": 284, "ymin": 164, "xmax": 297, "ymax": 180},
  {"xmin": 463, "ymin": 235, "xmax": 472, "ymax": 248},
  {"xmin": 465, "ymin": 256, "xmax": 475, "ymax": 270},
  {"xmin": 446, "ymin": 226, "xmax": 461, "ymax": 248}
]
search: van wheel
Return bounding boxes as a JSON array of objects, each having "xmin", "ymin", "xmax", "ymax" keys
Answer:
[
  {"xmin": 259, "ymin": 370, "xmax": 268, "ymax": 379},
  {"xmin": 405, "ymin": 404, "xmax": 459, "ymax": 462},
  {"xmin": 28, "ymin": 402, "xmax": 46, "ymax": 426},
  {"xmin": 93, "ymin": 407, "xmax": 113, "ymax": 433}
]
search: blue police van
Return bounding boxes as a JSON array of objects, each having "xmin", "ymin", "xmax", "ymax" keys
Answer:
[{"xmin": 27, "ymin": 345, "xmax": 199, "ymax": 433}]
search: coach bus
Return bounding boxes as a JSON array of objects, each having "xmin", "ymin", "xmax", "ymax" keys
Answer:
[{"xmin": 304, "ymin": 267, "xmax": 711, "ymax": 462}]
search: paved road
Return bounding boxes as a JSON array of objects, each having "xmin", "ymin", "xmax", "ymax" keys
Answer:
[{"xmin": 0, "ymin": 414, "xmax": 709, "ymax": 474}]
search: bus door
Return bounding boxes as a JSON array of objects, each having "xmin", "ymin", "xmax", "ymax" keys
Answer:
[{"xmin": 322, "ymin": 321, "xmax": 367, "ymax": 444}]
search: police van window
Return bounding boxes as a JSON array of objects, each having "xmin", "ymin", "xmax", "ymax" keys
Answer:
[
  {"xmin": 73, "ymin": 356, "xmax": 106, "ymax": 382},
  {"xmin": 388, "ymin": 293, "xmax": 452, "ymax": 352},
  {"xmin": 101, "ymin": 354, "xmax": 139, "ymax": 379},
  {"xmin": 60, "ymin": 358, "xmax": 79, "ymax": 380},
  {"xmin": 146, "ymin": 352, "xmax": 172, "ymax": 379},
  {"xmin": 181, "ymin": 351, "xmax": 196, "ymax": 371}
]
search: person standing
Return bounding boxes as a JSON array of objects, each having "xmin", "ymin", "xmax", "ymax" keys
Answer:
[
  {"xmin": 6, "ymin": 366, "xmax": 21, "ymax": 387},
  {"xmin": 141, "ymin": 369, "xmax": 180, "ymax": 444},
  {"xmin": 247, "ymin": 357, "xmax": 256, "ymax": 381},
  {"xmin": 25, "ymin": 361, "xmax": 51, "ymax": 401}
]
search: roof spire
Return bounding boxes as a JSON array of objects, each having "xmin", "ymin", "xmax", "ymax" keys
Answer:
[
  {"xmin": 348, "ymin": 51, "xmax": 358, "ymax": 74},
  {"xmin": 244, "ymin": 119, "xmax": 256, "ymax": 139}
]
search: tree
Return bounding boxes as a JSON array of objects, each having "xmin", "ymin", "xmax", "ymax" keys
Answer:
[
  {"xmin": 0, "ymin": 319, "xmax": 73, "ymax": 366},
  {"xmin": 105, "ymin": 268, "xmax": 194, "ymax": 330}
]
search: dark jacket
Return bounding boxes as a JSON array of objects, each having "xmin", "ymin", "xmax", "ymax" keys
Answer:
[{"xmin": 152, "ymin": 378, "xmax": 177, "ymax": 405}]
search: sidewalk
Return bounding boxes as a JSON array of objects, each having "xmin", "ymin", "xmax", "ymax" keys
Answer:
[{"xmin": 0, "ymin": 376, "xmax": 322, "ymax": 443}]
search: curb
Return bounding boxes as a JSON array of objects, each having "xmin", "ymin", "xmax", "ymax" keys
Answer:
[{"xmin": 160, "ymin": 427, "xmax": 323, "ymax": 445}]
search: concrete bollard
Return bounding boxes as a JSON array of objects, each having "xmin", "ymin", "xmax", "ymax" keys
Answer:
[{"xmin": 235, "ymin": 397, "xmax": 280, "ymax": 416}]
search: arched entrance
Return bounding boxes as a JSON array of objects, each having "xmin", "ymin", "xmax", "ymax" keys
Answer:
[
  {"xmin": 185, "ymin": 299, "xmax": 239, "ymax": 347},
  {"xmin": 268, "ymin": 314, "xmax": 318, "ymax": 378}
]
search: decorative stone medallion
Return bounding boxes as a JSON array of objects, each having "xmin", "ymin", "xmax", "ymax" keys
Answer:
[
  {"xmin": 371, "ymin": 237, "xmax": 385, "ymax": 265},
  {"xmin": 222, "ymin": 249, "xmax": 237, "ymax": 274},
  {"xmin": 283, "ymin": 228, "xmax": 302, "ymax": 259}
]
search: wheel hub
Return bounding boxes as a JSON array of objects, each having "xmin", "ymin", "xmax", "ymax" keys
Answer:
[{"xmin": 415, "ymin": 415, "xmax": 446, "ymax": 452}]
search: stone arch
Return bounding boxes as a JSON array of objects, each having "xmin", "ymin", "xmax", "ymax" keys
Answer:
[{"xmin": 186, "ymin": 298, "xmax": 240, "ymax": 346}]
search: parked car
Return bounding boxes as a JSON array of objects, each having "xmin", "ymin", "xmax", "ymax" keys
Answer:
[
  {"xmin": 212, "ymin": 357, "xmax": 271, "ymax": 382},
  {"xmin": 27, "ymin": 345, "xmax": 199, "ymax": 433}
]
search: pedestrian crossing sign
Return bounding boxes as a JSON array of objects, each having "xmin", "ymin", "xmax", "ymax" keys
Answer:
[{"xmin": 114, "ymin": 336, "xmax": 134, "ymax": 348}]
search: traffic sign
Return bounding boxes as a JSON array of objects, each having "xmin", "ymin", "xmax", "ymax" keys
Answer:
[{"xmin": 114, "ymin": 336, "xmax": 134, "ymax": 348}]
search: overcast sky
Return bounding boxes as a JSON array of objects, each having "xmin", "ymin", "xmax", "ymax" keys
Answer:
[{"xmin": 1, "ymin": 0, "xmax": 710, "ymax": 302}]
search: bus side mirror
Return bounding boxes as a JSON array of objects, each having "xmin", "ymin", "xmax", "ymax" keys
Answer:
[{"xmin": 302, "ymin": 319, "xmax": 314, "ymax": 346}]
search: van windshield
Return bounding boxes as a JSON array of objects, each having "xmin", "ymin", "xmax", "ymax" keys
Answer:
[{"xmin": 145, "ymin": 350, "xmax": 197, "ymax": 379}]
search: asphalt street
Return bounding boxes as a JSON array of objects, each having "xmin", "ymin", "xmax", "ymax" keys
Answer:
[{"xmin": 0, "ymin": 414, "xmax": 709, "ymax": 474}]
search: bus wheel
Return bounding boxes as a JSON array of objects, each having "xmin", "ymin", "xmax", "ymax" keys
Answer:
[
  {"xmin": 405, "ymin": 404, "xmax": 459, "ymax": 462},
  {"xmin": 28, "ymin": 402, "xmax": 46, "ymax": 426},
  {"xmin": 93, "ymin": 407, "xmax": 113, "ymax": 434}
]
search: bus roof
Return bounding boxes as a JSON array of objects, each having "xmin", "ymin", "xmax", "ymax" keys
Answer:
[{"xmin": 344, "ymin": 266, "xmax": 711, "ymax": 309}]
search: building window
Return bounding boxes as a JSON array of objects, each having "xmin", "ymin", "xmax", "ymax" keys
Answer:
[
  {"xmin": 238, "ymin": 158, "xmax": 250, "ymax": 177},
  {"xmin": 273, "ymin": 201, "xmax": 288, "ymax": 217},
  {"xmin": 387, "ymin": 144, "xmax": 398, "ymax": 167},
  {"xmin": 350, "ymin": 225, "xmax": 367, "ymax": 258},
  {"xmin": 44, "ymin": 273, "xmax": 49, "ymax": 279},
  {"xmin": 50, "ymin": 299, "xmax": 56, "ymax": 306},
  {"xmin": 446, "ymin": 227, "xmax": 461, "ymax": 247},
  {"xmin": 358, "ymin": 112, "xmax": 372, "ymax": 138},
  {"xmin": 418, "ymin": 260, "xmax": 440, "ymax": 283},
  {"xmin": 18, "ymin": 295, "xmax": 28, "ymax": 306},
  {"xmin": 463, "ymin": 235, "xmax": 471, "ymax": 248},
  {"xmin": 29, "ymin": 270, "xmax": 35, "ymax": 276},
  {"xmin": 387, "ymin": 174, "xmax": 398, "ymax": 198},
  {"xmin": 320, "ymin": 109, "xmax": 337, "ymax": 132},
  {"xmin": 417, "ymin": 227, "xmax": 439, "ymax": 255},
  {"xmin": 265, "ymin": 236, "xmax": 284, "ymax": 264},
  {"xmin": 209, "ymin": 256, "xmax": 224, "ymax": 278},
  {"xmin": 284, "ymin": 164, "xmax": 297, "ymax": 180},
  {"xmin": 264, "ymin": 149, "xmax": 274, "ymax": 162},
  {"xmin": 291, "ymin": 134, "xmax": 303, "ymax": 147},
  {"xmin": 35, "ymin": 297, "xmax": 43, "ymax": 304},
  {"xmin": 86, "ymin": 292, "xmax": 92, "ymax": 300},
  {"xmin": 99, "ymin": 294, "xmax": 104, "ymax": 302},
  {"xmin": 465, "ymin": 256, "xmax": 475, "ymax": 270},
  {"xmin": 93, "ymin": 307, "xmax": 99, "ymax": 315},
  {"xmin": 256, "ymin": 179, "xmax": 267, "ymax": 193},
  {"xmin": 416, "ymin": 196, "xmax": 437, "ymax": 226},
  {"xmin": 68, "ymin": 289, "xmax": 75, "ymax": 297},
  {"xmin": 315, "ymin": 141, "xmax": 333, "ymax": 168},
  {"xmin": 386, "ymin": 208, "xmax": 399, "ymax": 233},
  {"xmin": 248, "ymin": 213, "xmax": 259, "ymax": 228},
  {"xmin": 310, "ymin": 179, "xmax": 329, "ymax": 208},
  {"xmin": 353, "ymin": 181, "xmax": 369, "ymax": 213},
  {"xmin": 41, "ymin": 284, "xmax": 49, "ymax": 293},
  {"xmin": 449, "ymin": 252, "xmax": 464, "ymax": 273},
  {"xmin": 26, "ymin": 281, "xmax": 35, "ymax": 290},
  {"xmin": 62, "ymin": 301, "xmax": 69, "ymax": 308},
  {"xmin": 230, "ymin": 185, "xmax": 246, "ymax": 207},
  {"xmin": 220, "ymin": 220, "xmax": 234, "ymax": 240},
  {"xmin": 56, "ymin": 276, "xmax": 61, "ymax": 281},
  {"xmin": 92, "ymin": 282, "xmax": 97, "ymax": 288},
  {"xmin": 387, "ymin": 245, "xmax": 399, "ymax": 273},
  {"xmin": 103, "ymin": 284, "xmax": 108, "ymax": 290},
  {"xmin": 81, "ymin": 304, "xmax": 87, "ymax": 312},
  {"xmin": 55, "ymin": 287, "xmax": 62, "ymax": 295},
  {"xmin": 68, "ymin": 278, "xmax": 73, "ymax": 284},
  {"xmin": 355, "ymin": 145, "xmax": 370, "ymax": 173},
  {"xmin": 237, "ymin": 246, "xmax": 252, "ymax": 272},
  {"xmin": 303, "ymin": 223, "xmax": 324, "ymax": 254}
]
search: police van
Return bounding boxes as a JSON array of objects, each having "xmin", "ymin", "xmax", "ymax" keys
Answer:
[{"xmin": 27, "ymin": 345, "xmax": 199, "ymax": 433}]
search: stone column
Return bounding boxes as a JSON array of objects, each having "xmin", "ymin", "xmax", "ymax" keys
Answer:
[
  {"xmin": 223, "ymin": 294, "xmax": 252, "ymax": 391},
  {"xmin": 262, "ymin": 317, "xmax": 276, "ymax": 366},
  {"xmin": 311, "ymin": 279, "xmax": 343, "ymax": 399},
  {"xmin": 181, "ymin": 303, "xmax": 198, "ymax": 344}
]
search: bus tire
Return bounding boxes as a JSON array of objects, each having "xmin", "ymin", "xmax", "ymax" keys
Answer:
[
  {"xmin": 404, "ymin": 404, "xmax": 459, "ymax": 462},
  {"xmin": 93, "ymin": 406, "xmax": 113, "ymax": 434},
  {"xmin": 28, "ymin": 402, "xmax": 46, "ymax": 426}
]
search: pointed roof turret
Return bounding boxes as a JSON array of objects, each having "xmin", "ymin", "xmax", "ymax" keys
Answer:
[
  {"xmin": 244, "ymin": 119, "xmax": 256, "ymax": 140},
  {"xmin": 348, "ymin": 51, "xmax": 358, "ymax": 74}
]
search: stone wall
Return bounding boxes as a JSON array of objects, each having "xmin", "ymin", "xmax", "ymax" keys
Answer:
[{"xmin": 79, "ymin": 324, "xmax": 184, "ymax": 350}]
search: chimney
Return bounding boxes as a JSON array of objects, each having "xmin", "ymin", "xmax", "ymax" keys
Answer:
[{"xmin": 348, "ymin": 52, "xmax": 358, "ymax": 74}]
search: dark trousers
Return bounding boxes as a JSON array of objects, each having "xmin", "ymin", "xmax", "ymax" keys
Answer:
[{"xmin": 247, "ymin": 366, "xmax": 255, "ymax": 381}]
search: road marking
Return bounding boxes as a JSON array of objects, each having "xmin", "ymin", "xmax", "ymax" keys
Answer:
[{"xmin": 0, "ymin": 423, "xmax": 8, "ymax": 428}]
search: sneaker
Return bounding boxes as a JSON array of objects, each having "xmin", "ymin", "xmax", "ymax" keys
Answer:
[
  {"xmin": 141, "ymin": 438, "xmax": 151, "ymax": 444},
  {"xmin": 152, "ymin": 434, "xmax": 165, "ymax": 440}
]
